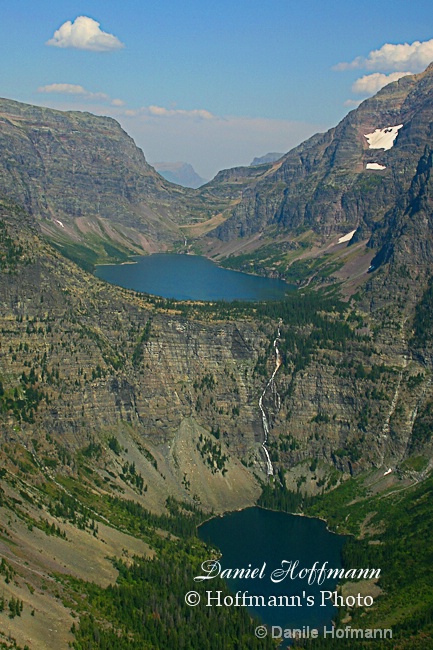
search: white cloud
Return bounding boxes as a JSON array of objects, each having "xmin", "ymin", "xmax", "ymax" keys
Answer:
[
  {"xmin": 124, "ymin": 105, "xmax": 215, "ymax": 120},
  {"xmin": 37, "ymin": 83, "xmax": 123, "ymax": 106},
  {"xmin": 343, "ymin": 99, "xmax": 362, "ymax": 108},
  {"xmin": 149, "ymin": 105, "xmax": 214, "ymax": 119},
  {"xmin": 335, "ymin": 38, "xmax": 433, "ymax": 72},
  {"xmin": 38, "ymin": 83, "xmax": 89, "ymax": 95},
  {"xmin": 46, "ymin": 16, "xmax": 124, "ymax": 52},
  {"xmin": 352, "ymin": 71, "xmax": 412, "ymax": 95}
]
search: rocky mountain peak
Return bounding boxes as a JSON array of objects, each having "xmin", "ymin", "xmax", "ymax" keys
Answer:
[{"xmin": 205, "ymin": 63, "xmax": 433, "ymax": 247}]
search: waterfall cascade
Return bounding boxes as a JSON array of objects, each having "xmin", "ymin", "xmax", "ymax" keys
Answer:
[{"xmin": 259, "ymin": 321, "xmax": 282, "ymax": 476}]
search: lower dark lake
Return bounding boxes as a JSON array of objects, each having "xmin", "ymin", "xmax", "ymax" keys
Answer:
[
  {"xmin": 198, "ymin": 507, "xmax": 346, "ymax": 645},
  {"xmin": 95, "ymin": 253, "xmax": 292, "ymax": 301}
]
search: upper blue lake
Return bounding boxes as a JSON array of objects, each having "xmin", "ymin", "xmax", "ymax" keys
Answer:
[
  {"xmin": 95, "ymin": 254, "xmax": 292, "ymax": 301},
  {"xmin": 198, "ymin": 507, "xmax": 346, "ymax": 644}
]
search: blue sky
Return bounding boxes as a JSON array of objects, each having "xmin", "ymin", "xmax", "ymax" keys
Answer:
[{"xmin": 2, "ymin": 0, "xmax": 433, "ymax": 178}]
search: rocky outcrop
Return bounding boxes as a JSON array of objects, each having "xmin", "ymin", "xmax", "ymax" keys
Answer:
[{"xmin": 250, "ymin": 153, "xmax": 284, "ymax": 166}]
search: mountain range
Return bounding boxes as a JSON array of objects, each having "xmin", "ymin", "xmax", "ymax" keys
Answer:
[
  {"xmin": 1, "ymin": 64, "xmax": 433, "ymax": 648},
  {"xmin": 151, "ymin": 161, "xmax": 208, "ymax": 188}
]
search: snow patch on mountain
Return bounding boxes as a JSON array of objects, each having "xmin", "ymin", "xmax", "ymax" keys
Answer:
[
  {"xmin": 338, "ymin": 229, "xmax": 357, "ymax": 244},
  {"xmin": 364, "ymin": 124, "xmax": 403, "ymax": 150},
  {"xmin": 366, "ymin": 163, "xmax": 387, "ymax": 170}
]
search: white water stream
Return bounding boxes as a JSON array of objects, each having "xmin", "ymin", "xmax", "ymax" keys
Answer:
[{"xmin": 259, "ymin": 321, "xmax": 282, "ymax": 476}]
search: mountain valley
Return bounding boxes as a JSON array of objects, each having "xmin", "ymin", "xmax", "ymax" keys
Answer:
[{"xmin": 1, "ymin": 64, "xmax": 433, "ymax": 648}]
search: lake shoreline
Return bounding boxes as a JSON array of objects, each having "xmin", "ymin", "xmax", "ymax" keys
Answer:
[
  {"xmin": 197, "ymin": 505, "xmax": 346, "ymax": 640},
  {"xmin": 197, "ymin": 503, "xmax": 343, "ymax": 539},
  {"xmin": 95, "ymin": 252, "xmax": 292, "ymax": 302}
]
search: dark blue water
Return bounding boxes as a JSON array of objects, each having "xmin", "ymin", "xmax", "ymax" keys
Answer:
[
  {"xmin": 95, "ymin": 254, "xmax": 291, "ymax": 301},
  {"xmin": 198, "ymin": 507, "xmax": 346, "ymax": 644}
]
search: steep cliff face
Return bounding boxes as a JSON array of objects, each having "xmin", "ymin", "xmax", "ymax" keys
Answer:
[
  {"xmin": 0, "ymin": 98, "xmax": 223, "ymax": 266},
  {"xmin": 0, "ymin": 198, "xmax": 268, "ymax": 512},
  {"xmin": 368, "ymin": 146, "xmax": 433, "ymax": 278},
  {"xmin": 207, "ymin": 64, "xmax": 433, "ymax": 247},
  {"xmin": 1, "ymin": 195, "xmax": 432, "ymax": 519},
  {"xmin": 1, "ymin": 74, "xmax": 433, "ymax": 511}
]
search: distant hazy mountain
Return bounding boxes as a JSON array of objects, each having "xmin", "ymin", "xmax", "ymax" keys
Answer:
[
  {"xmin": 152, "ymin": 161, "xmax": 208, "ymax": 188},
  {"xmin": 250, "ymin": 152, "xmax": 284, "ymax": 166}
]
